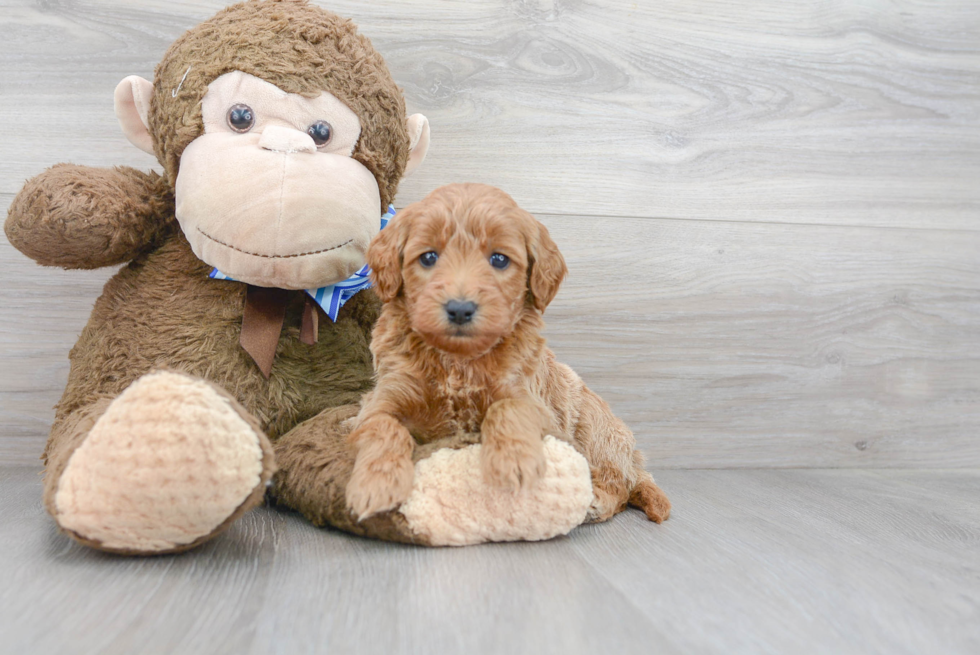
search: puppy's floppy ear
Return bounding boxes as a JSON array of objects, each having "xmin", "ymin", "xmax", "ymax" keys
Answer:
[
  {"xmin": 367, "ymin": 214, "xmax": 407, "ymax": 302},
  {"xmin": 527, "ymin": 217, "xmax": 567, "ymax": 312}
]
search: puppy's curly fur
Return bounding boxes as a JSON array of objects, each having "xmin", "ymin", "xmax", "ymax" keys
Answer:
[{"xmin": 345, "ymin": 183, "xmax": 671, "ymax": 525}]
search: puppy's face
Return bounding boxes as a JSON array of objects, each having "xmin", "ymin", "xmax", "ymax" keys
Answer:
[{"xmin": 368, "ymin": 184, "xmax": 567, "ymax": 358}]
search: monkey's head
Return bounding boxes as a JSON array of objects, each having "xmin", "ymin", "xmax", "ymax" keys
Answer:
[{"xmin": 114, "ymin": 0, "xmax": 429, "ymax": 290}]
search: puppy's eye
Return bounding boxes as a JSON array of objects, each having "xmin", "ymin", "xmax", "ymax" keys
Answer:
[
  {"xmin": 489, "ymin": 253, "xmax": 510, "ymax": 270},
  {"xmin": 227, "ymin": 104, "xmax": 255, "ymax": 133},
  {"xmin": 307, "ymin": 121, "xmax": 332, "ymax": 147},
  {"xmin": 419, "ymin": 251, "xmax": 439, "ymax": 268}
]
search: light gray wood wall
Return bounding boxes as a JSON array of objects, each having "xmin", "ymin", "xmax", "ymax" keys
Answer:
[{"xmin": 1, "ymin": 0, "xmax": 977, "ymax": 467}]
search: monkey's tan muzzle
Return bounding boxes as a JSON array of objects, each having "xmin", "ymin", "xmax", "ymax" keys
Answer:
[{"xmin": 175, "ymin": 132, "xmax": 382, "ymax": 290}]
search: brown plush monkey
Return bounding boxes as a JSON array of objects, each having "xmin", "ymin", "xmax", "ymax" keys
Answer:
[{"xmin": 6, "ymin": 0, "xmax": 595, "ymax": 552}]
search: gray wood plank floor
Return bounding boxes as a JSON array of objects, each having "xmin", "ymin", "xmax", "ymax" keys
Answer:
[{"xmin": 1, "ymin": 466, "xmax": 977, "ymax": 655}]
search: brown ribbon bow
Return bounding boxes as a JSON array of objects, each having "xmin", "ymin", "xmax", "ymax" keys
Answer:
[{"xmin": 240, "ymin": 286, "xmax": 319, "ymax": 379}]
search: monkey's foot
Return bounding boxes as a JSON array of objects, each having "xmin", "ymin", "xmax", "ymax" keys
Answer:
[
  {"xmin": 53, "ymin": 370, "xmax": 275, "ymax": 554},
  {"xmin": 399, "ymin": 436, "xmax": 593, "ymax": 546}
]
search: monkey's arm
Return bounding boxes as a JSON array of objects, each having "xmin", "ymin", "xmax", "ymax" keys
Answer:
[{"xmin": 5, "ymin": 164, "xmax": 175, "ymax": 269}]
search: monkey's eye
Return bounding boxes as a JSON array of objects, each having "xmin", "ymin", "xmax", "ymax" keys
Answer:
[
  {"xmin": 489, "ymin": 253, "xmax": 510, "ymax": 270},
  {"xmin": 418, "ymin": 251, "xmax": 439, "ymax": 268},
  {"xmin": 307, "ymin": 121, "xmax": 332, "ymax": 147},
  {"xmin": 227, "ymin": 104, "xmax": 255, "ymax": 133}
]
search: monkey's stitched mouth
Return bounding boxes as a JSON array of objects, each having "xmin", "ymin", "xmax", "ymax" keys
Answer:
[{"xmin": 197, "ymin": 227, "xmax": 354, "ymax": 259}]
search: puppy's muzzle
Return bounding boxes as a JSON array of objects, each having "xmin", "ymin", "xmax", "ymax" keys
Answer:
[{"xmin": 445, "ymin": 299, "xmax": 478, "ymax": 325}]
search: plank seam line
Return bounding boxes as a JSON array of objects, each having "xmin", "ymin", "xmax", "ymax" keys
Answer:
[
  {"xmin": 4, "ymin": 193, "xmax": 976, "ymax": 235},
  {"xmin": 533, "ymin": 212, "xmax": 980, "ymax": 235}
]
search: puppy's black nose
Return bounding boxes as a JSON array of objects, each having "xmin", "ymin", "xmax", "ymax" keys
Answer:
[{"xmin": 445, "ymin": 300, "xmax": 478, "ymax": 325}]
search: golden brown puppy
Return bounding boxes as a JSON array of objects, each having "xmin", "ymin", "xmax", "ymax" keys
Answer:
[{"xmin": 345, "ymin": 183, "xmax": 671, "ymax": 525}]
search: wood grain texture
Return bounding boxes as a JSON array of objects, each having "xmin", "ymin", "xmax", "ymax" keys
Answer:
[
  {"xmin": 0, "ymin": 0, "xmax": 977, "ymax": 228},
  {"xmin": 1, "ymin": 466, "xmax": 977, "ymax": 655},
  {"xmin": 539, "ymin": 214, "xmax": 980, "ymax": 468}
]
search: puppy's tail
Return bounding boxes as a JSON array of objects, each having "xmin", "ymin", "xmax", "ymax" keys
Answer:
[{"xmin": 628, "ymin": 452, "xmax": 671, "ymax": 523}]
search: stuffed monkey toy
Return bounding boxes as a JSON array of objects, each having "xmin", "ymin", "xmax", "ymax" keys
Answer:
[{"xmin": 5, "ymin": 0, "xmax": 596, "ymax": 552}]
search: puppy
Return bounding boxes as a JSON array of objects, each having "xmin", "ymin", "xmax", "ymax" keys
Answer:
[{"xmin": 345, "ymin": 183, "xmax": 671, "ymax": 525}]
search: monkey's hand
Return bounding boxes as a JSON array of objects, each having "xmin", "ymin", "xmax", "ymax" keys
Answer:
[
  {"xmin": 5, "ymin": 164, "xmax": 175, "ymax": 269},
  {"xmin": 345, "ymin": 414, "xmax": 415, "ymax": 521}
]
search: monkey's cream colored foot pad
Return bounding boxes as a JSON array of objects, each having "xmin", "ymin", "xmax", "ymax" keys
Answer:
[
  {"xmin": 399, "ymin": 436, "xmax": 593, "ymax": 546},
  {"xmin": 54, "ymin": 371, "xmax": 267, "ymax": 553}
]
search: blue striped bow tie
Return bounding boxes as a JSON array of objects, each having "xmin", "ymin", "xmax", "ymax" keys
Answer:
[{"xmin": 208, "ymin": 205, "xmax": 395, "ymax": 321}]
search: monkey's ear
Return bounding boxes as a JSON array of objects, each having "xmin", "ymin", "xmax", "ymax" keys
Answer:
[
  {"xmin": 527, "ymin": 219, "xmax": 568, "ymax": 313},
  {"xmin": 367, "ymin": 220, "xmax": 405, "ymax": 303},
  {"xmin": 404, "ymin": 114, "xmax": 430, "ymax": 176},
  {"xmin": 114, "ymin": 75, "xmax": 155, "ymax": 155}
]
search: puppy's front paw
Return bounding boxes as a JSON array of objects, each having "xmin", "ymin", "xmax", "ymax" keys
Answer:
[
  {"xmin": 346, "ymin": 452, "xmax": 414, "ymax": 521},
  {"xmin": 480, "ymin": 436, "xmax": 546, "ymax": 492}
]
